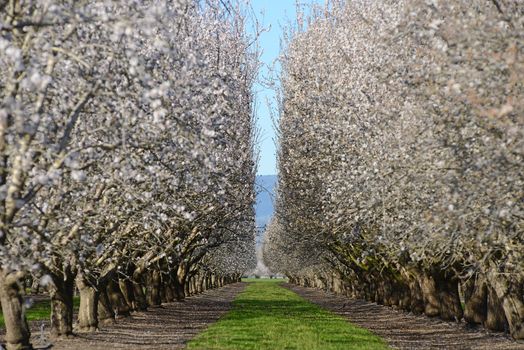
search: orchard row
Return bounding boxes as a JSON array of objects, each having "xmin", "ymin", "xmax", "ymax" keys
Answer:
[
  {"xmin": 0, "ymin": 1, "xmax": 257, "ymax": 349},
  {"xmin": 265, "ymin": 0, "xmax": 523, "ymax": 340}
]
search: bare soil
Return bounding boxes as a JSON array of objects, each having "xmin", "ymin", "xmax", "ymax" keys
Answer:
[
  {"xmin": 26, "ymin": 282, "xmax": 246, "ymax": 350},
  {"xmin": 283, "ymin": 283, "xmax": 524, "ymax": 350}
]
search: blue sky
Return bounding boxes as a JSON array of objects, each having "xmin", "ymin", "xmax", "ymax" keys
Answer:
[{"xmin": 250, "ymin": 0, "xmax": 321, "ymax": 175}]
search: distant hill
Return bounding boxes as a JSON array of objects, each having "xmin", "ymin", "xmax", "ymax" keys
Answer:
[{"xmin": 255, "ymin": 175, "xmax": 277, "ymax": 245}]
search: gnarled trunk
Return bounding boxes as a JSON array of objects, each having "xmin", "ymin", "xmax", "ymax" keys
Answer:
[
  {"xmin": 146, "ymin": 269, "xmax": 162, "ymax": 306},
  {"xmin": 409, "ymin": 279, "xmax": 424, "ymax": 314},
  {"xmin": 489, "ymin": 272, "xmax": 524, "ymax": 339},
  {"xmin": 434, "ymin": 271, "xmax": 463, "ymax": 321},
  {"xmin": 162, "ymin": 282, "xmax": 175, "ymax": 303},
  {"xmin": 0, "ymin": 271, "xmax": 31, "ymax": 350},
  {"xmin": 131, "ymin": 269, "xmax": 147, "ymax": 311},
  {"xmin": 76, "ymin": 273, "xmax": 99, "ymax": 332},
  {"xmin": 49, "ymin": 270, "xmax": 75, "ymax": 338},
  {"xmin": 189, "ymin": 277, "xmax": 197, "ymax": 296},
  {"xmin": 107, "ymin": 278, "xmax": 130, "ymax": 318},
  {"xmin": 463, "ymin": 275, "xmax": 487, "ymax": 325},
  {"xmin": 197, "ymin": 274, "xmax": 205, "ymax": 293},
  {"xmin": 98, "ymin": 281, "xmax": 115, "ymax": 324},
  {"xmin": 420, "ymin": 272, "xmax": 440, "ymax": 317},
  {"xmin": 118, "ymin": 278, "xmax": 136, "ymax": 312},
  {"xmin": 184, "ymin": 281, "xmax": 190, "ymax": 297},
  {"xmin": 174, "ymin": 264, "xmax": 188, "ymax": 301},
  {"xmin": 173, "ymin": 276, "xmax": 185, "ymax": 301},
  {"xmin": 484, "ymin": 285, "xmax": 507, "ymax": 332},
  {"xmin": 400, "ymin": 267, "xmax": 424, "ymax": 314}
]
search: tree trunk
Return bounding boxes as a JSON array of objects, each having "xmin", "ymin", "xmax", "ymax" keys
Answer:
[
  {"xmin": 189, "ymin": 277, "xmax": 196, "ymax": 296},
  {"xmin": 163, "ymin": 282, "xmax": 175, "ymax": 302},
  {"xmin": 389, "ymin": 280, "xmax": 404, "ymax": 308},
  {"xmin": 385, "ymin": 279, "xmax": 397, "ymax": 306},
  {"xmin": 118, "ymin": 278, "xmax": 136, "ymax": 312},
  {"xmin": 420, "ymin": 272, "xmax": 440, "ymax": 317},
  {"xmin": 174, "ymin": 265, "xmax": 187, "ymax": 301},
  {"xmin": 489, "ymin": 272, "xmax": 524, "ymax": 339},
  {"xmin": 0, "ymin": 271, "xmax": 31, "ymax": 350},
  {"xmin": 49, "ymin": 271, "xmax": 75, "ymax": 338},
  {"xmin": 204, "ymin": 275, "xmax": 210, "ymax": 290},
  {"xmin": 131, "ymin": 268, "xmax": 147, "ymax": 311},
  {"xmin": 146, "ymin": 269, "xmax": 162, "ymax": 306},
  {"xmin": 76, "ymin": 273, "xmax": 99, "ymax": 332},
  {"xmin": 107, "ymin": 278, "xmax": 130, "ymax": 318},
  {"xmin": 400, "ymin": 267, "xmax": 425, "ymax": 314},
  {"xmin": 398, "ymin": 285, "xmax": 411, "ymax": 311},
  {"xmin": 30, "ymin": 278, "xmax": 40, "ymax": 295},
  {"xmin": 463, "ymin": 275, "xmax": 487, "ymax": 325},
  {"xmin": 173, "ymin": 276, "xmax": 185, "ymax": 301},
  {"xmin": 184, "ymin": 281, "xmax": 190, "ymax": 297},
  {"xmin": 98, "ymin": 281, "xmax": 115, "ymax": 324},
  {"xmin": 484, "ymin": 285, "xmax": 507, "ymax": 332},
  {"xmin": 434, "ymin": 271, "xmax": 463, "ymax": 322},
  {"xmin": 197, "ymin": 274, "xmax": 205, "ymax": 293}
]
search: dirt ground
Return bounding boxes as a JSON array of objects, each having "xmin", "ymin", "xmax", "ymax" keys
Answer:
[
  {"xmin": 5, "ymin": 281, "xmax": 524, "ymax": 350},
  {"xmin": 283, "ymin": 283, "xmax": 524, "ymax": 350},
  {"xmin": 24, "ymin": 282, "xmax": 246, "ymax": 350}
]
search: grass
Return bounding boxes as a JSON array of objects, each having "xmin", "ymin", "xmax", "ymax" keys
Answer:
[
  {"xmin": 0, "ymin": 296, "xmax": 80, "ymax": 328},
  {"xmin": 241, "ymin": 278, "xmax": 286, "ymax": 283},
  {"xmin": 188, "ymin": 280, "xmax": 389, "ymax": 350}
]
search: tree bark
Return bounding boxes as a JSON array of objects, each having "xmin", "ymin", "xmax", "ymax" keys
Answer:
[
  {"xmin": 174, "ymin": 265, "xmax": 188, "ymax": 301},
  {"xmin": 98, "ymin": 281, "xmax": 115, "ymax": 324},
  {"xmin": 49, "ymin": 270, "xmax": 75, "ymax": 338},
  {"xmin": 107, "ymin": 278, "xmax": 130, "ymax": 318},
  {"xmin": 173, "ymin": 276, "xmax": 185, "ymax": 301},
  {"xmin": 118, "ymin": 278, "xmax": 136, "ymax": 312},
  {"xmin": 189, "ymin": 277, "xmax": 196, "ymax": 296},
  {"xmin": 204, "ymin": 275, "xmax": 210, "ymax": 290},
  {"xmin": 76, "ymin": 273, "xmax": 99, "ymax": 332},
  {"xmin": 420, "ymin": 272, "xmax": 440, "ymax": 317},
  {"xmin": 484, "ymin": 285, "xmax": 508, "ymax": 332},
  {"xmin": 184, "ymin": 281, "xmax": 190, "ymax": 297},
  {"xmin": 197, "ymin": 274, "xmax": 205, "ymax": 293},
  {"xmin": 146, "ymin": 269, "xmax": 162, "ymax": 306},
  {"xmin": 0, "ymin": 271, "xmax": 31, "ymax": 350},
  {"xmin": 30, "ymin": 278, "xmax": 40, "ymax": 295},
  {"xmin": 463, "ymin": 275, "xmax": 487, "ymax": 325},
  {"xmin": 409, "ymin": 279, "xmax": 425, "ymax": 314},
  {"xmin": 434, "ymin": 271, "xmax": 463, "ymax": 321},
  {"xmin": 131, "ymin": 269, "xmax": 148, "ymax": 311},
  {"xmin": 489, "ymin": 272, "xmax": 524, "ymax": 339},
  {"xmin": 162, "ymin": 282, "xmax": 175, "ymax": 302}
]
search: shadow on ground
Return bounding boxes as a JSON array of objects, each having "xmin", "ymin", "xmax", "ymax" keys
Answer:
[{"xmin": 284, "ymin": 283, "xmax": 524, "ymax": 350}]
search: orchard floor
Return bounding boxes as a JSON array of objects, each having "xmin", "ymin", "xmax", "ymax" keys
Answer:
[
  {"xmin": 37, "ymin": 283, "xmax": 247, "ymax": 350},
  {"xmin": 284, "ymin": 283, "xmax": 524, "ymax": 350},
  {"xmin": 4, "ymin": 281, "xmax": 524, "ymax": 349}
]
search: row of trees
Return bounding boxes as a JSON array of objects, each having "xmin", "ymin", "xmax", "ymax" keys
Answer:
[
  {"xmin": 265, "ymin": 0, "xmax": 523, "ymax": 341},
  {"xmin": 0, "ymin": 1, "xmax": 258, "ymax": 349}
]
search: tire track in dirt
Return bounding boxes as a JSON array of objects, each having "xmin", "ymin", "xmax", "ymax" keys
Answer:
[{"xmin": 283, "ymin": 283, "xmax": 524, "ymax": 350}]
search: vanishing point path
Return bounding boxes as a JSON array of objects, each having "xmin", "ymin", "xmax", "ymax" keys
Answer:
[{"xmin": 38, "ymin": 280, "xmax": 524, "ymax": 349}]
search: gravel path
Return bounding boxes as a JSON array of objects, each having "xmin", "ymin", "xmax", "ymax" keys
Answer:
[
  {"xmin": 28, "ymin": 282, "xmax": 246, "ymax": 350},
  {"xmin": 283, "ymin": 283, "xmax": 524, "ymax": 350}
]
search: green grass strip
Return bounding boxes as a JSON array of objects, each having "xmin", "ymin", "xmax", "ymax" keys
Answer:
[{"xmin": 188, "ymin": 279, "xmax": 389, "ymax": 350}]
